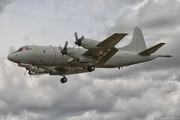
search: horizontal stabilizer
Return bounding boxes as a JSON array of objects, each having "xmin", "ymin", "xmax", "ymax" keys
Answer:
[{"xmin": 138, "ymin": 43, "xmax": 165, "ymax": 55}]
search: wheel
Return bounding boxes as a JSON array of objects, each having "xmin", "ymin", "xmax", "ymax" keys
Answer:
[
  {"xmin": 28, "ymin": 70, "xmax": 33, "ymax": 75},
  {"xmin": 87, "ymin": 65, "xmax": 95, "ymax": 72},
  {"xmin": 60, "ymin": 77, "xmax": 68, "ymax": 83}
]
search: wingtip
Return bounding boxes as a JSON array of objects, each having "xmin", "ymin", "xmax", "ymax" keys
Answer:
[
  {"xmin": 159, "ymin": 55, "xmax": 172, "ymax": 57},
  {"xmin": 114, "ymin": 33, "xmax": 128, "ymax": 35},
  {"xmin": 165, "ymin": 55, "xmax": 172, "ymax": 57}
]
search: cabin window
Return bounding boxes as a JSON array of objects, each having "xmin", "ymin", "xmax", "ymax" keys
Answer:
[{"xmin": 43, "ymin": 50, "xmax": 46, "ymax": 53}]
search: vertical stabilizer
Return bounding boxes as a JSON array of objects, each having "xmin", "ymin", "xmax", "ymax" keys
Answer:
[{"xmin": 119, "ymin": 27, "xmax": 147, "ymax": 53}]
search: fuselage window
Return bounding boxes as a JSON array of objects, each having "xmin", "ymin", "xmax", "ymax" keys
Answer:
[{"xmin": 43, "ymin": 50, "xmax": 46, "ymax": 53}]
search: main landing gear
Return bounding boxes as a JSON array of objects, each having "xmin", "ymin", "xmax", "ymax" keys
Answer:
[
  {"xmin": 28, "ymin": 70, "xmax": 33, "ymax": 75},
  {"xmin": 59, "ymin": 65, "xmax": 95, "ymax": 84},
  {"xmin": 60, "ymin": 76, "xmax": 68, "ymax": 84},
  {"xmin": 87, "ymin": 65, "xmax": 95, "ymax": 72}
]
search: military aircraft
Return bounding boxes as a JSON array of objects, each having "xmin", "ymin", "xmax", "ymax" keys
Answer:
[{"xmin": 7, "ymin": 27, "xmax": 172, "ymax": 83}]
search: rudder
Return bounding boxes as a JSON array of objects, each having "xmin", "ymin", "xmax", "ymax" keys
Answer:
[{"xmin": 119, "ymin": 27, "xmax": 147, "ymax": 53}]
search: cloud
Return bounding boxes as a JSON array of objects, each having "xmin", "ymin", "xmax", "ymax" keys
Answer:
[
  {"xmin": 103, "ymin": 0, "xmax": 180, "ymax": 82},
  {"xmin": 1, "ymin": 57, "xmax": 180, "ymax": 120},
  {"xmin": 106, "ymin": 0, "xmax": 180, "ymax": 34},
  {"xmin": 1, "ymin": 0, "xmax": 180, "ymax": 120},
  {"xmin": 8, "ymin": 46, "xmax": 16, "ymax": 54},
  {"xmin": 0, "ymin": 0, "xmax": 15, "ymax": 14}
]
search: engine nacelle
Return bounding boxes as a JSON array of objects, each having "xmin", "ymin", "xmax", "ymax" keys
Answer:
[{"xmin": 81, "ymin": 38, "xmax": 101, "ymax": 49}]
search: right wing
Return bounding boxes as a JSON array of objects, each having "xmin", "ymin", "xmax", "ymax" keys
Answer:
[
  {"xmin": 96, "ymin": 33, "xmax": 128, "ymax": 47},
  {"xmin": 82, "ymin": 33, "xmax": 128, "ymax": 65}
]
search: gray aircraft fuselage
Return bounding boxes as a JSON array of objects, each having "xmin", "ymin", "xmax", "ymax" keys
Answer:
[
  {"xmin": 7, "ymin": 27, "xmax": 171, "ymax": 83},
  {"xmin": 8, "ymin": 45, "xmax": 158, "ymax": 68}
]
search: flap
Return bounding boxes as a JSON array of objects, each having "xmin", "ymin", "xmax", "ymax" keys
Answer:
[{"xmin": 94, "ymin": 47, "xmax": 118, "ymax": 65}]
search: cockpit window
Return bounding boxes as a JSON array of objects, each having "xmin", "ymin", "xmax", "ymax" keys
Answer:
[
  {"xmin": 17, "ymin": 46, "xmax": 29, "ymax": 52},
  {"xmin": 23, "ymin": 46, "xmax": 29, "ymax": 51},
  {"xmin": 17, "ymin": 47, "xmax": 23, "ymax": 52}
]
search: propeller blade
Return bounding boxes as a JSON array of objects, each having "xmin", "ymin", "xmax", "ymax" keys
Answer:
[
  {"xmin": 79, "ymin": 35, "xmax": 84, "ymax": 41},
  {"xmin": 72, "ymin": 44, "xmax": 76, "ymax": 49},
  {"xmin": 74, "ymin": 32, "xmax": 84, "ymax": 46},
  {"xmin": 59, "ymin": 45, "xmax": 62, "ymax": 50},
  {"xmin": 64, "ymin": 41, "xmax": 68, "ymax": 50},
  {"xmin": 61, "ymin": 41, "xmax": 68, "ymax": 56},
  {"xmin": 75, "ymin": 32, "xmax": 78, "ymax": 42}
]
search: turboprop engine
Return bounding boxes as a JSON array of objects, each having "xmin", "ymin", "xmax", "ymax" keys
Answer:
[
  {"xmin": 59, "ymin": 41, "xmax": 94, "ymax": 63},
  {"xmin": 74, "ymin": 32, "xmax": 101, "ymax": 49}
]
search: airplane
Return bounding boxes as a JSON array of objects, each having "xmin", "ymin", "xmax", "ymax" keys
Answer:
[{"xmin": 7, "ymin": 27, "xmax": 172, "ymax": 83}]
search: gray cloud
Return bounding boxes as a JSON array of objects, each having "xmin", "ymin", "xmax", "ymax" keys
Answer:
[
  {"xmin": 107, "ymin": 0, "xmax": 180, "ymax": 34},
  {"xmin": 103, "ymin": 0, "xmax": 180, "ymax": 82},
  {"xmin": 1, "ymin": 58, "xmax": 180, "ymax": 120},
  {"xmin": 1, "ymin": 0, "xmax": 180, "ymax": 120},
  {"xmin": 0, "ymin": 0, "xmax": 15, "ymax": 14},
  {"xmin": 8, "ymin": 46, "xmax": 16, "ymax": 54}
]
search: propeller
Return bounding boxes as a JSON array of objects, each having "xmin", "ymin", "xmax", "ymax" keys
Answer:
[
  {"xmin": 74, "ymin": 32, "xmax": 84, "ymax": 47},
  {"xmin": 61, "ymin": 41, "xmax": 68, "ymax": 56}
]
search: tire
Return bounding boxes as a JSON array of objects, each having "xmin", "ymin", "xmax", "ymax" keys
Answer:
[
  {"xmin": 87, "ymin": 65, "xmax": 95, "ymax": 72},
  {"xmin": 60, "ymin": 77, "xmax": 67, "ymax": 83}
]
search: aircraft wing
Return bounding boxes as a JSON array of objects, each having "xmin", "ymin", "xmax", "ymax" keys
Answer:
[
  {"xmin": 82, "ymin": 33, "xmax": 127, "ymax": 65},
  {"xmin": 96, "ymin": 33, "xmax": 128, "ymax": 47}
]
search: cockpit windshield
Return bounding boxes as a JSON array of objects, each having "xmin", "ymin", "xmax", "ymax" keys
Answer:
[{"xmin": 17, "ymin": 46, "xmax": 29, "ymax": 52}]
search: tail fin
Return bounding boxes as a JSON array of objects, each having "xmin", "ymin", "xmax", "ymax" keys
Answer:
[{"xmin": 119, "ymin": 26, "xmax": 147, "ymax": 52}]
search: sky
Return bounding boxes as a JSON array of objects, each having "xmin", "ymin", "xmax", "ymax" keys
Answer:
[{"xmin": 0, "ymin": 0, "xmax": 180, "ymax": 120}]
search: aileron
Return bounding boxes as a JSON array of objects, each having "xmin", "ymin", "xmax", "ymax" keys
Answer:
[{"xmin": 97, "ymin": 33, "xmax": 128, "ymax": 47}]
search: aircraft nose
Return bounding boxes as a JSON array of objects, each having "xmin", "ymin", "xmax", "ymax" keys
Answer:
[
  {"xmin": 7, "ymin": 54, "xmax": 13, "ymax": 61},
  {"xmin": 7, "ymin": 53, "xmax": 17, "ymax": 62}
]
